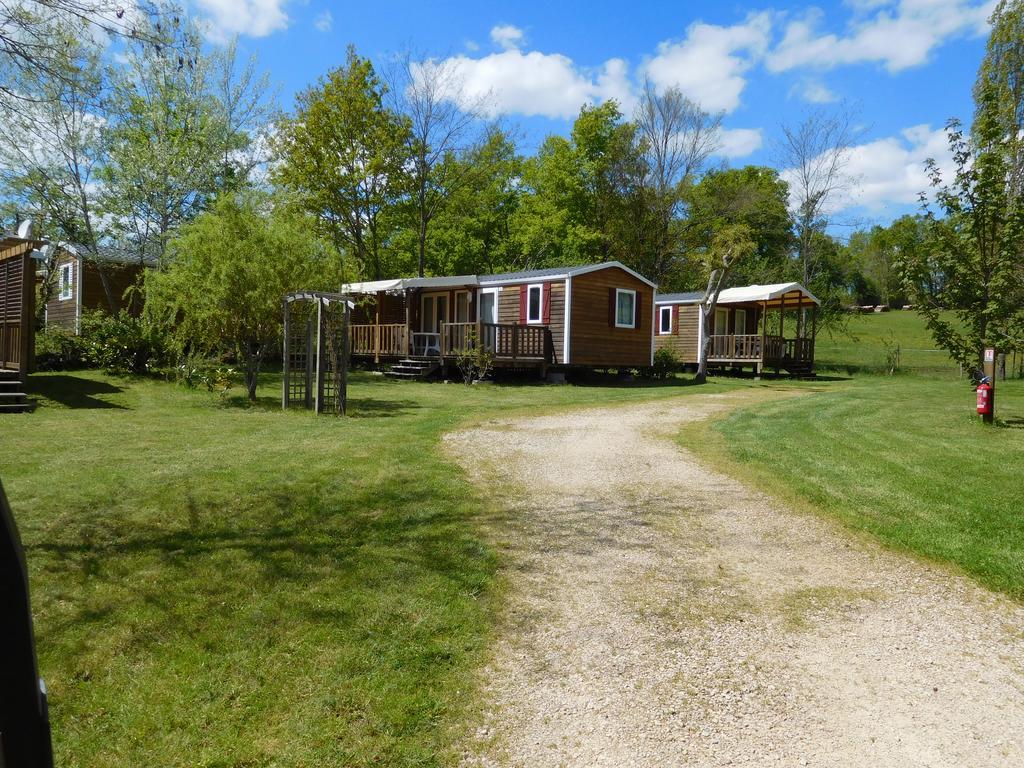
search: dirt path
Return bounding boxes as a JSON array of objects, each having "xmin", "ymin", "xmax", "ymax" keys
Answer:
[{"xmin": 445, "ymin": 392, "xmax": 1024, "ymax": 768}]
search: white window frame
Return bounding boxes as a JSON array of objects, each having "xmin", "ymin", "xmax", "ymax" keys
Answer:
[
  {"xmin": 58, "ymin": 262, "xmax": 73, "ymax": 300},
  {"xmin": 478, "ymin": 288, "xmax": 500, "ymax": 324},
  {"xmin": 658, "ymin": 305, "xmax": 672, "ymax": 335},
  {"xmin": 614, "ymin": 288, "xmax": 636, "ymax": 329},
  {"xmin": 526, "ymin": 283, "xmax": 543, "ymax": 324}
]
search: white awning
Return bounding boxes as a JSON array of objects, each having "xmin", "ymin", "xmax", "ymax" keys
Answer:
[
  {"xmin": 341, "ymin": 275, "xmax": 478, "ymax": 294},
  {"xmin": 716, "ymin": 282, "xmax": 819, "ymax": 306}
]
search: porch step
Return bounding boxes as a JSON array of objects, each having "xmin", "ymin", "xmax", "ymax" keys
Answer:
[
  {"xmin": 385, "ymin": 358, "xmax": 441, "ymax": 381},
  {"xmin": 0, "ymin": 388, "xmax": 33, "ymax": 413}
]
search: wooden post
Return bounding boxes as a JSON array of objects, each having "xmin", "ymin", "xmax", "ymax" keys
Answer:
[
  {"xmin": 374, "ymin": 291, "xmax": 382, "ymax": 363},
  {"xmin": 512, "ymin": 324, "xmax": 519, "ymax": 362},
  {"xmin": 776, "ymin": 294, "xmax": 785, "ymax": 374},
  {"xmin": 304, "ymin": 315, "xmax": 313, "ymax": 409},
  {"xmin": 282, "ymin": 298, "xmax": 290, "ymax": 409},
  {"xmin": 339, "ymin": 303, "xmax": 349, "ymax": 416},
  {"xmin": 810, "ymin": 305, "xmax": 818, "ymax": 369},
  {"xmin": 404, "ymin": 292, "xmax": 411, "ymax": 358},
  {"xmin": 315, "ymin": 298, "xmax": 324, "ymax": 413}
]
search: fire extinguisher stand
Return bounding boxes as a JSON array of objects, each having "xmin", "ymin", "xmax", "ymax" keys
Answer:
[{"xmin": 980, "ymin": 347, "xmax": 997, "ymax": 425}]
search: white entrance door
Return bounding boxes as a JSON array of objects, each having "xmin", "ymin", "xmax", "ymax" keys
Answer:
[{"xmin": 479, "ymin": 291, "xmax": 498, "ymax": 324}]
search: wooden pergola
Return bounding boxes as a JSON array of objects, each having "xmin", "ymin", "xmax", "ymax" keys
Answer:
[{"xmin": 282, "ymin": 292, "xmax": 351, "ymax": 415}]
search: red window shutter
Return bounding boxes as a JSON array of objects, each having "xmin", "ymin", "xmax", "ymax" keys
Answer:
[
  {"xmin": 542, "ymin": 283, "xmax": 552, "ymax": 324},
  {"xmin": 608, "ymin": 287, "xmax": 615, "ymax": 327},
  {"xmin": 673, "ymin": 305, "xmax": 680, "ymax": 335},
  {"xmin": 634, "ymin": 292, "xmax": 642, "ymax": 328},
  {"xmin": 519, "ymin": 285, "xmax": 527, "ymax": 323}
]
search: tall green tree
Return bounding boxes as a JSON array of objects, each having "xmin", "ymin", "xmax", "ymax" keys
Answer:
[
  {"xmin": 682, "ymin": 166, "xmax": 793, "ymax": 288},
  {"xmin": 148, "ymin": 191, "xmax": 342, "ymax": 400},
  {"xmin": 975, "ymin": 0, "xmax": 1024, "ymax": 202},
  {"xmin": 513, "ymin": 101, "xmax": 640, "ymax": 269},
  {"xmin": 101, "ymin": 18, "xmax": 230, "ymax": 263},
  {"xmin": 899, "ymin": 0, "xmax": 1024, "ymax": 369},
  {"xmin": 273, "ymin": 47, "xmax": 411, "ymax": 280},
  {"xmin": 424, "ymin": 126, "xmax": 522, "ymax": 275},
  {"xmin": 0, "ymin": 14, "xmax": 125, "ymax": 309},
  {"xmin": 633, "ymin": 81, "xmax": 721, "ymax": 287}
]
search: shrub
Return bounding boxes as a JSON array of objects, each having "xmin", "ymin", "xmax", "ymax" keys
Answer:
[
  {"xmin": 175, "ymin": 354, "xmax": 239, "ymax": 399},
  {"xmin": 80, "ymin": 311, "xmax": 168, "ymax": 375},
  {"xmin": 650, "ymin": 347, "xmax": 679, "ymax": 380},
  {"xmin": 35, "ymin": 326, "xmax": 89, "ymax": 370},
  {"xmin": 454, "ymin": 330, "xmax": 495, "ymax": 385}
]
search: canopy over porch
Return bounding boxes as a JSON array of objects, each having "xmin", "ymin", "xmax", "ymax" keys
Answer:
[{"xmin": 711, "ymin": 282, "xmax": 819, "ymax": 374}]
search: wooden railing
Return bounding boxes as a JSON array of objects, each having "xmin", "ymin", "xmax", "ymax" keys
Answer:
[
  {"xmin": 350, "ymin": 323, "xmax": 408, "ymax": 357},
  {"xmin": 351, "ymin": 320, "xmax": 553, "ymax": 364},
  {"xmin": 709, "ymin": 334, "xmax": 814, "ymax": 362},
  {"xmin": 441, "ymin": 322, "xmax": 477, "ymax": 356},
  {"xmin": 709, "ymin": 334, "xmax": 763, "ymax": 360},
  {"xmin": 442, "ymin": 321, "xmax": 550, "ymax": 362}
]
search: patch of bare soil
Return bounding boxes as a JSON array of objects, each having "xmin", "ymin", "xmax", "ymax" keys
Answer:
[{"xmin": 445, "ymin": 393, "xmax": 1024, "ymax": 767}]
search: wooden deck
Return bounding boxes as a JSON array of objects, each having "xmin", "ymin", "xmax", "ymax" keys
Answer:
[
  {"xmin": 350, "ymin": 321, "xmax": 555, "ymax": 366},
  {"xmin": 708, "ymin": 334, "xmax": 815, "ymax": 373}
]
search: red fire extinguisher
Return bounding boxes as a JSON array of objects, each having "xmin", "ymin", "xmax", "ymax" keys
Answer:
[{"xmin": 976, "ymin": 378, "xmax": 994, "ymax": 421}]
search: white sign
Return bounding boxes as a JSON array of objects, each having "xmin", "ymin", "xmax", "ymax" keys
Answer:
[{"xmin": 984, "ymin": 348, "xmax": 996, "ymax": 363}]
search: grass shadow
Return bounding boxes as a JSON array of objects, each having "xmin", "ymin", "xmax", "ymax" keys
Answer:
[
  {"xmin": 347, "ymin": 397, "xmax": 421, "ymax": 418},
  {"xmin": 27, "ymin": 374, "xmax": 127, "ymax": 410}
]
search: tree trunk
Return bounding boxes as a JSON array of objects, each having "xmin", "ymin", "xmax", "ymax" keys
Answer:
[
  {"xmin": 244, "ymin": 341, "xmax": 263, "ymax": 401},
  {"xmin": 418, "ymin": 181, "xmax": 428, "ymax": 278}
]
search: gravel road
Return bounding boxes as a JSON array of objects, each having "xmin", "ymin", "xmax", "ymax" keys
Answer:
[{"xmin": 445, "ymin": 393, "xmax": 1024, "ymax": 767}]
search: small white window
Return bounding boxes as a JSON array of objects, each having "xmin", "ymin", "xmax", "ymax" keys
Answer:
[
  {"xmin": 659, "ymin": 305, "xmax": 672, "ymax": 334},
  {"xmin": 615, "ymin": 289, "xmax": 636, "ymax": 329},
  {"xmin": 735, "ymin": 308, "xmax": 747, "ymax": 334},
  {"xmin": 58, "ymin": 262, "xmax": 73, "ymax": 300},
  {"xmin": 526, "ymin": 283, "xmax": 543, "ymax": 324}
]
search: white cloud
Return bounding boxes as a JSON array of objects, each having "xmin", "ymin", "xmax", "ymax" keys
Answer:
[
  {"xmin": 715, "ymin": 127, "xmax": 764, "ymax": 159},
  {"xmin": 795, "ymin": 79, "xmax": 838, "ymax": 104},
  {"xmin": 643, "ymin": 12, "xmax": 772, "ymax": 114},
  {"xmin": 314, "ymin": 10, "xmax": 332, "ymax": 33},
  {"xmin": 490, "ymin": 24, "xmax": 525, "ymax": 50},
  {"xmin": 421, "ymin": 50, "xmax": 634, "ymax": 120},
  {"xmin": 767, "ymin": 1, "xmax": 995, "ymax": 74},
  {"xmin": 783, "ymin": 124, "xmax": 952, "ymax": 213},
  {"xmin": 193, "ymin": 0, "xmax": 290, "ymax": 40}
]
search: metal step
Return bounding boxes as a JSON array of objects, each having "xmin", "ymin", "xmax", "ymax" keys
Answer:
[{"xmin": 0, "ymin": 402, "xmax": 33, "ymax": 413}]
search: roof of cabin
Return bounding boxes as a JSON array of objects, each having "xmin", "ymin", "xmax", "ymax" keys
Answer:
[
  {"xmin": 341, "ymin": 261, "xmax": 656, "ymax": 294},
  {"xmin": 62, "ymin": 243, "xmax": 159, "ymax": 267},
  {"xmin": 655, "ymin": 291, "xmax": 704, "ymax": 304},
  {"xmin": 656, "ymin": 282, "xmax": 820, "ymax": 307}
]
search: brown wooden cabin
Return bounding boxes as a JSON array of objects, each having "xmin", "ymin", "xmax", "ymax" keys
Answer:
[
  {"xmin": 0, "ymin": 232, "xmax": 46, "ymax": 379},
  {"xmin": 45, "ymin": 244, "xmax": 155, "ymax": 333},
  {"xmin": 342, "ymin": 261, "xmax": 655, "ymax": 376},
  {"xmin": 654, "ymin": 283, "xmax": 820, "ymax": 376}
]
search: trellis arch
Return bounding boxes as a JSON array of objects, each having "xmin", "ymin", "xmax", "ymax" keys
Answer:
[{"xmin": 282, "ymin": 292, "xmax": 351, "ymax": 415}]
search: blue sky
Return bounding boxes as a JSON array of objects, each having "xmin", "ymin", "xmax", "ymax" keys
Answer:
[{"xmin": 192, "ymin": 0, "xmax": 995, "ymax": 230}]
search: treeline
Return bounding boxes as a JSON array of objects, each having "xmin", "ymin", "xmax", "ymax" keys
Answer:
[{"xmin": 3, "ymin": 1, "xmax": 1021, "ymax": 377}]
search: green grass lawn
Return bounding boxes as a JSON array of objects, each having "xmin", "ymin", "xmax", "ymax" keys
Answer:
[
  {"xmin": 815, "ymin": 310, "xmax": 963, "ymax": 376},
  {"xmin": 2, "ymin": 369, "xmax": 744, "ymax": 768},
  {"xmin": 702, "ymin": 375, "xmax": 1024, "ymax": 598}
]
